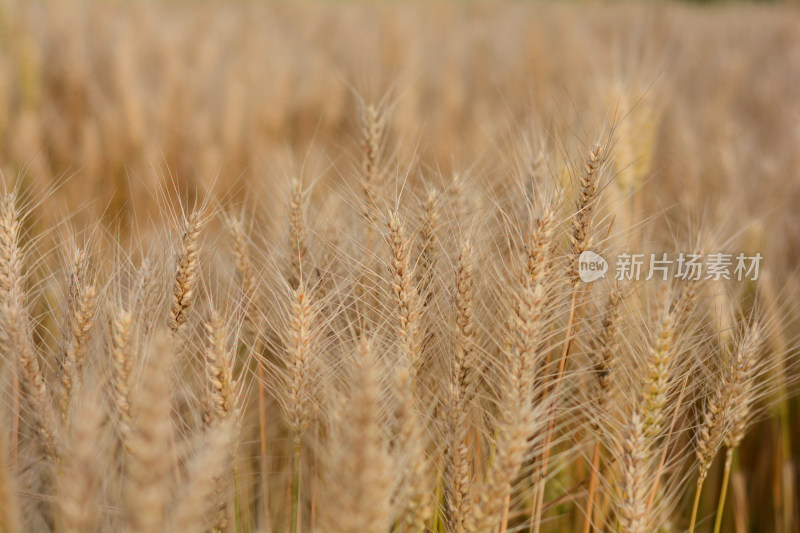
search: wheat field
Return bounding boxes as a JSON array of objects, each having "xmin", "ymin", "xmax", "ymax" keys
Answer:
[{"xmin": 1, "ymin": 1, "xmax": 800, "ymax": 532}]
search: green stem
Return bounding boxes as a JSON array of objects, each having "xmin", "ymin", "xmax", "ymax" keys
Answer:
[
  {"xmin": 713, "ymin": 448, "xmax": 734, "ymax": 533},
  {"xmin": 689, "ymin": 475, "xmax": 706, "ymax": 533}
]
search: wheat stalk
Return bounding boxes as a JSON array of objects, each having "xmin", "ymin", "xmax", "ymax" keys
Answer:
[{"xmin": 469, "ymin": 211, "xmax": 553, "ymax": 532}]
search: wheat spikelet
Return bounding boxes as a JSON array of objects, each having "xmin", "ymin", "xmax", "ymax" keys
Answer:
[
  {"xmin": 393, "ymin": 364, "xmax": 430, "ymax": 533},
  {"xmin": 467, "ymin": 353, "xmax": 540, "ymax": 532},
  {"xmin": 617, "ymin": 411, "xmax": 650, "ymax": 533},
  {"xmin": 696, "ymin": 381, "xmax": 724, "ymax": 486},
  {"xmin": 671, "ymin": 277, "xmax": 700, "ymax": 329},
  {"xmin": 594, "ymin": 286, "xmax": 622, "ymax": 400},
  {"xmin": 417, "ymin": 188, "xmax": 439, "ymax": 308},
  {"xmin": 169, "ymin": 209, "xmax": 205, "ymax": 335},
  {"xmin": 568, "ymin": 143, "xmax": 604, "ymax": 285},
  {"xmin": 641, "ymin": 300, "xmax": 678, "ymax": 438},
  {"xmin": 695, "ymin": 322, "xmax": 762, "ymax": 483},
  {"xmin": 0, "ymin": 194, "xmax": 25, "ymax": 310},
  {"xmin": 203, "ymin": 312, "xmax": 236, "ymax": 427},
  {"xmin": 201, "ymin": 312, "xmax": 237, "ymax": 532},
  {"xmin": 2, "ymin": 304, "xmax": 61, "ymax": 463},
  {"xmin": 387, "ymin": 211, "xmax": 424, "ymax": 376},
  {"xmin": 583, "ymin": 285, "xmax": 624, "ymax": 533},
  {"xmin": 168, "ymin": 418, "xmax": 236, "ymax": 533},
  {"xmin": 227, "ymin": 213, "xmax": 259, "ymax": 328},
  {"xmin": 690, "ymin": 320, "xmax": 763, "ymax": 532},
  {"xmin": 57, "ymin": 391, "xmax": 104, "ymax": 533},
  {"xmin": 445, "ymin": 239, "xmax": 478, "ymax": 533},
  {"xmin": 283, "ymin": 285, "xmax": 316, "ymax": 444},
  {"xmin": 360, "ymin": 104, "xmax": 385, "ymax": 218},
  {"xmin": 288, "ymin": 179, "xmax": 308, "ymax": 290},
  {"xmin": 58, "ymin": 244, "xmax": 98, "ymax": 418},
  {"xmin": 1, "ymin": 195, "xmax": 61, "ymax": 462},
  {"xmin": 109, "ymin": 307, "xmax": 135, "ymax": 451},
  {"xmin": 723, "ymin": 323, "xmax": 762, "ymax": 449},
  {"xmin": 320, "ymin": 337, "xmax": 392, "ymax": 533},
  {"xmin": 467, "ymin": 212, "xmax": 553, "ymax": 532},
  {"xmin": 125, "ymin": 333, "xmax": 174, "ymax": 533},
  {"xmin": 134, "ymin": 257, "xmax": 162, "ymax": 337}
]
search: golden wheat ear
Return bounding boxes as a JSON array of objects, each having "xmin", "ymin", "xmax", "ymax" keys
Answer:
[
  {"xmin": 57, "ymin": 388, "xmax": 106, "ymax": 533},
  {"xmin": 467, "ymin": 209, "xmax": 554, "ymax": 533},
  {"xmin": 616, "ymin": 410, "xmax": 653, "ymax": 533},
  {"xmin": 57, "ymin": 241, "xmax": 98, "ymax": 420},
  {"xmin": 319, "ymin": 336, "xmax": 392, "ymax": 533},
  {"xmin": 444, "ymin": 238, "xmax": 478, "ymax": 533},
  {"xmin": 387, "ymin": 211, "xmax": 424, "ymax": 376},
  {"xmin": 169, "ymin": 208, "xmax": 207, "ymax": 336},
  {"xmin": 167, "ymin": 417, "xmax": 237, "ymax": 533},
  {"xmin": 124, "ymin": 332, "xmax": 175, "ymax": 533},
  {"xmin": 1, "ymin": 194, "xmax": 62, "ymax": 464}
]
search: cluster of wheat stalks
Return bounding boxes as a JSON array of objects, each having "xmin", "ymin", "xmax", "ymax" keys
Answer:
[
  {"xmin": 1, "ymin": 2, "xmax": 800, "ymax": 533},
  {"xmin": 0, "ymin": 95, "xmax": 797, "ymax": 533}
]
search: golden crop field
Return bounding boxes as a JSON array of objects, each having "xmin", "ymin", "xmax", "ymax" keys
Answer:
[{"xmin": 1, "ymin": 1, "xmax": 800, "ymax": 532}]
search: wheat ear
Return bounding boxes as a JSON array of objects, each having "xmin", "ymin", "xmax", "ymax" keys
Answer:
[
  {"xmin": 445, "ymin": 239, "xmax": 478, "ymax": 533},
  {"xmin": 387, "ymin": 211, "xmax": 423, "ymax": 376},
  {"xmin": 642, "ymin": 299, "xmax": 678, "ymax": 439},
  {"xmin": 532, "ymin": 145, "xmax": 605, "ymax": 533},
  {"xmin": 109, "ymin": 307, "xmax": 135, "ymax": 451},
  {"xmin": 58, "ymin": 244, "xmax": 98, "ymax": 419},
  {"xmin": 583, "ymin": 285, "xmax": 623, "ymax": 533},
  {"xmin": 320, "ymin": 337, "xmax": 392, "ymax": 533},
  {"xmin": 468, "ymin": 212, "xmax": 552, "ymax": 532},
  {"xmin": 57, "ymin": 392, "xmax": 104, "ymax": 533},
  {"xmin": 125, "ymin": 333, "xmax": 175, "ymax": 533},
  {"xmin": 202, "ymin": 312, "xmax": 237, "ymax": 532},
  {"xmin": 711, "ymin": 323, "xmax": 762, "ymax": 533},
  {"xmin": 1, "ymin": 195, "xmax": 60, "ymax": 462},
  {"xmin": 417, "ymin": 188, "xmax": 440, "ymax": 307},
  {"xmin": 168, "ymin": 418, "xmax": 236, "ymax": 533},
  {"xmin": 393, "ymin": 363, "xmax": 431, "ymax": 533},
  {"xmin": 360, "ymin": 104, "xmax": 385, "ymax": 223},
  {"xmin": 281, "ymin": 283, "xmax": 318, "ymax": 533},
  {"xmin": 288, "ymin": 179, "xmax": 308, "ymax": 289},
  {"xmin": 169, "ymin": 209, "xmax": 205, "ymax": 335},
  {"xmin": 617, "ymin": 411, "xmax": 650, "ymax": 533},
  {"xmin": 568, "ymin": 143, "xmax": 605, "ymax": 286},
  {"xmin": 203, "ymin": 312, "xmax": 236, "ymax": 428},
  {"xmin": 690, "ymin": 321, "xmax": 762, "ymax": 533}
]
